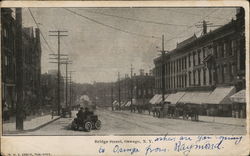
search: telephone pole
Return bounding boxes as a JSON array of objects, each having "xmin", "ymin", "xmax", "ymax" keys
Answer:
[
  {"xmin": 118, "ymin": 72, "xmax": 121, "ymax": 110},
  {"xmin": 69, "ymin": 71, "xmax": 75, "ymax": 113},
  {"xmin": 62, "ymin": 59, "xmax": 72, "ymax": 109},
  {"xmin": 49, "ymin": 30, "xmax": 68, "ymax": 115},
  {"xmin": 111, "ymin": 83, "xmax": 114, "ymax": 111},
  {"xmin": 15, "ymin": 8, "xmax": 24, "ymax": 130},
  {"xmin": 130, "ymin": 64, "xmax": 134, "ymax": 106},
  {"xmin": 159, "ymin": 35, "xmax": 166, "ymax": 103}
]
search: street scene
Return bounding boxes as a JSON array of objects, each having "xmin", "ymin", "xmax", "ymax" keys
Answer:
[{"xmin": 2, "ymin": 7, "xmax": 246, "ymax": 135}]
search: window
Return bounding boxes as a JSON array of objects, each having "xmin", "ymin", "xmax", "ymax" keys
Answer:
[
  {"xmin": 5, "ymin": 56, "xmax": 8, "ymax": 66},
  {"xmin": 193, "ymin": 51, "xmax": 196, "ymax": 66},
  {"xmin": 3, "ymin": 28, "xmax": 7, "ymax": 38},
  {"xmin": 203, "ymin": 47, "xmax": 206, "ymax": 59},
  {"xmin": 220, "ymin": 44, "xmax": 224, "ymax": 58},
  {"xmin": 221, "ymin": 65, "xmax": 225, "ymax": 83},
  {"xmin": 198, "ymin": 50, "xmax": 201, "ymax": 65},
  {"xmin": 228, "ymin": 40, "xmax": 233, "ymax": 56},
  {"xmin": 203, "ymin": 68, "xmax": 206, "ymax": 85},
  {"xmin": 189, "ymin": 72, "xmax": 191, "ymax": 86},
  {"xmin": 198, "ymin": 69, "xmax": 201, "ymax": 85},
  {"xmin": 193, "ymin": 70, "xmax": 196, "ymax": 85},
  {"xmin": 209, "ymin": 68, "xmax": 212, "ymax": 85},
  {"xmin": 232, "ymin": 40, "xmax": 237, "ymax": 56},
  {"xmin": 214, "ymin": 45, "xmax": 218, "ymax": 58},
  {"xmin": 223, "ymin": 42, "xmax": 227, "ymax": 57},
  {"xmin": 188, "ymin": 54, "xmax": 191, "ymax": 67},
  {"xmin": 228, "ymin": 63, "xmax": 233, "ymax": 81}
]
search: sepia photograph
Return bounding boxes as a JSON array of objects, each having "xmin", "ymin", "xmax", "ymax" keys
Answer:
[{"xmin": 1, "ymin": 6, "xmax": 247, "ymax": 137}]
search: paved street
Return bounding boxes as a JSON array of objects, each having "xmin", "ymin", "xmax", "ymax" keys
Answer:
[{"xmin": 19, "ymin": 108, "xmax": 246, "ymax": 135}]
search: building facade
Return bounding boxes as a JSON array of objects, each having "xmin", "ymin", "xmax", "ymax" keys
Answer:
[
  {"xmin": 153, "ymin": 8, "xmax": 245, "ymax": 117},
  {"xmin": 114, "ymin": 70, "xmax": 155, "ymax": 108},
  {"xmin": 1, "ymin": 8, "xmax": 43, "ymax": 118},
  {"xmin": 1, "ymin": 8, "xmax": 17, "ymax": 115}
]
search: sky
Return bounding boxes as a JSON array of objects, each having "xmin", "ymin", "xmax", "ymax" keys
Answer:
[{"xmin": 21, "ymin": 7, "xmax": 236, "ymax": 84}]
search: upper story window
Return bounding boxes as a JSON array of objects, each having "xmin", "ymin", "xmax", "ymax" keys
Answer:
[
  {"xmin": 223, "ymin": 42, "xmax": 227, "ymax": 57},
  {"xmin": 188, "ymin": 54, "xmax": 191, "ymax": 67},
  {"xmin": 3, "ymin": 28, "xmax": 7, "ymax": 38},
  {"xmin": 231, "ymin": 40, "xmax": 237, "ymax": 56},
  {"xmin": 198, "ymin": 49, "xmax": 201, "ymax": 65},
  {"xmin": 214, "ymin": 45, "xmax": 218, "ymax": 58},
  {"xmin": 193, "ymin": 51, "xmax": 196, "ymax": 66},
  {"xmin": 203, "ymin": 47, "xmax": 206, "ymax": 59}
]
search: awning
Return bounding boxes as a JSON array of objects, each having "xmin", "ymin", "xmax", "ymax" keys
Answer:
[
  {"xmin": 149, "ymin": 94, "xmax": 159, "ymax": 104},
  {"xmin": 165, "ymin": 92, "xmax": 186, "ymax": 104},
  {"xmin": 125, "ymin": 101, "xmax": 131, "ymax": 107},
  {"xmin": 230, "ymin": 90, "xmax": 246, "ymax": 103},
  {"xmin": 179, "ymin": 91, "xmax": 212, "ymax": 104},
  {"xmin": 151, "ymin": 94, "xmax": 169, "ymax": 105},
  {"xmin": 203, "ymin": 86, "xmax": 236, "ymax": 104}
]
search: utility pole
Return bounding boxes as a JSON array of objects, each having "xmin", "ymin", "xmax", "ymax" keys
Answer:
[
  {"xmin": 62, "ymin": 59, "xmax": 72, "ymax": 109},
  {"xmin": 49, "ymin": 30, "xmax": 68, "ymax": 115},
  {"xmin": 15, "ymin": 8, "xmax": 24, "ymax": 130},
  {"xmin": 118, "ymin": 72, "xmax": 121, "ymax": 110},
  {"xmin": 159, "ymin": 35, "xmax": 166, "ymax": 103},
  {"xmin": 111, "ymin": 83, "xmax": 114, "ymax": 111},
  {"xmin": 69, "ymin": 71, "xmax": 75, "ymax": 114},
  {"xmin": 130, "ymin": 64, "xmax": 134, "ymax": 106}
]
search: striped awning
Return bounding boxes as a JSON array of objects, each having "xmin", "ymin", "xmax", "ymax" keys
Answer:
[
  {"xmin": 179, "ymin": 91, "xmax": 212, "ymax": 104},
  {"xmin": 230, "ymin": 90, "xmax": 245, "ymax": 103},
  {"xmin": 165, "ymin": 92, "xmax": 186, "ymax": 104},
  {"xmin": 203, "ymin": 86, "xmax": 236, "ymax": 104}
]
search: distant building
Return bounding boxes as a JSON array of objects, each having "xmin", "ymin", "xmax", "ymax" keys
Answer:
[
  {"xmin": 21, "ymin": 27, "xmax": 42, "ymax": 114},
  {"xmin": 115, "ymin": 70, "xmax": 155, "ymax": 108},
  {"xmin": 41, "ymin": 70, "xmax": 65, "ymax": 110},
  {"xmin": 153, "ymin": 8, "xmax": 245, "ymax": 117}
]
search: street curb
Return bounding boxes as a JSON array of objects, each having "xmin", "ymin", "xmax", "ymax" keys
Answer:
[
  {"xmin": 111, "ymin": 110, "xmax": 246, "ymax": 127},
  {"xmin": 3, "ymin": 116, "xmax": 61, "ymax": 135},
  {"xmin": 29, "ymin": 116, "xmax": 61, "ymax": 132}
]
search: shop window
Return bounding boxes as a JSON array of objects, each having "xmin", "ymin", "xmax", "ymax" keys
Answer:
[{"xmin": 232, "ymin": 40, "xmax": 237, "ymax": 56}]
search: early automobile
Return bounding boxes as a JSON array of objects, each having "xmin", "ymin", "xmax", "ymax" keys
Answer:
[{"xmin": 71, "ymin": 112, "xmax": 101, "ymax": 132}]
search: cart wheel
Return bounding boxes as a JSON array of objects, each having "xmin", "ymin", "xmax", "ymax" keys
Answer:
[
  {"xmin": 71, "ymin": 120, "xmax": 78, "ymax": 130},
  {"xmin": 94, "ymin": 120, "xmax": 101, "ymax": 130},
  {"xmin": 84, "ymin": 121, "xmax": 92, "ymax": 132}
]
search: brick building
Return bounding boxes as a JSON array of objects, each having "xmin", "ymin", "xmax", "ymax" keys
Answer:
[
  {"xmin": 1, "ymin": 8, "xmax": 17, "ymax": 115},
  {"xmin": 114, "ymin": 70, "xmax": 155, "ymax": 108},
  {"xmin": 1, "ymin": 8, "xmax": 43, "ymax": 118},
  {"xmin": 153, "ymin": 8, "xmax": 245, "ymax": 117}
]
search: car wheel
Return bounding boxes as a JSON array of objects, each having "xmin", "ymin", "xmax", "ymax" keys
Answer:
[
  {"xmin": 94, "ymin": 120, "xmax": 101, "ymax": 130},
  {"xmin": 71, "ymin": 120, "xmax": 78, "ymax": 130},
  {"xmin": 84, "ymin": 121, "xmax": 92, "ymax": 132}
]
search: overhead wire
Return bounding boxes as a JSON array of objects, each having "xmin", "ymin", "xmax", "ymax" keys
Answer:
[
  {"xmin": 28, "ymin": 8, "xmax": 56, "ymax": 54},
  {"xmin": 79, "ymin": 9, "xmax": 190, "ymax": 27},
  {"xmin": 63, "ymin": 8, "xmax": 161, "ymax": 40}
]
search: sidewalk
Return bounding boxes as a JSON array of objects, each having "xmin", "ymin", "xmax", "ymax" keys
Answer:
[
  {"xmin": 127, "ymin": 110, "xmax": 246, "ymax": 126},
  {"xmin": 3, "ymin": 114, "xmax": 60, "ymax": 134},
  {"xmin": 198, "ymin": 115, "xmax": 246, "ymax": 126}
]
